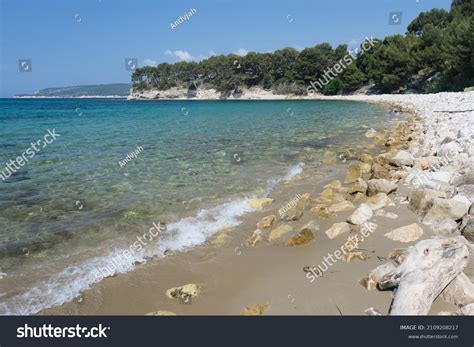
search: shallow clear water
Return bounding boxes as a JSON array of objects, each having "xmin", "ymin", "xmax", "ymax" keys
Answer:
[{"xmin": 0, "ymin": 98, "xmax": 392, "ymax": 314}]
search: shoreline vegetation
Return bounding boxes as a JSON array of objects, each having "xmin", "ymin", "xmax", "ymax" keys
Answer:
[
  {"xmin": 130, "ymin": 1, "xmax": 472, "ymax": 100},
  {"xmin": 42, "ymin": 91, "xmax": 474, "ymax": 316}
]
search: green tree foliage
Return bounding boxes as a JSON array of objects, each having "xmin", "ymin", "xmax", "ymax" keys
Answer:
[{"xmin": 132, "ymin": 1, "xmax": 472, "ymax": 95}]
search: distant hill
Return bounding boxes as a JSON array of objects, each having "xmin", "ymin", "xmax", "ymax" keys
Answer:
[{"xmin": 15, "ymin": 83, "xmax": 131, "ymax": 98}]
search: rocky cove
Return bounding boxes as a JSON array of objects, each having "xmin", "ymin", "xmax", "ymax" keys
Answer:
[{"xmin": 43, "ymin": 92, "xmax": 474, "ymax": 316}]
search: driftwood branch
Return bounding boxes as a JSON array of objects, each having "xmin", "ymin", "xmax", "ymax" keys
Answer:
[{"xmin": 379, "ymin": 237, "xmax": 469, "ymax": 315}]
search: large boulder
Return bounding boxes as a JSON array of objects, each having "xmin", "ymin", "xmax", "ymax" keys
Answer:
[
  {"xmin": 390, "ymin": 150, "xmax": 414, "ymax": 167},
  {"xmin": 437, "ymin": 141, "xmax": 462, "ymax": 158},
  {"xmin": 352, "ymin": 192, "xmax": 368, "ymax": 203},
  {"xmin": 451, "ymin": 169, "xmax": 474, "ymax": 187},
  {"xmin": 461, "ymin": 216, "xmax": 474, "ymax": 242},
  {"xmin": 457, "ymin": 185, "xmax": 474, "ymax": 204},
  {"xmin": 366, "ymin": 193, "xmax": 393, "ymax": 211},
  {"xmin": 280, "ymin": 194, "xmax": 311, "ymax": 221},
  {"xmin": 348, "ymin": 178, "xmax": 368, "ymax": 195},
  {"xmin": 430, "ymin": 219, "xmax": 459, "ymax": 235},
  {"xmin": 359, "ymin": 163, "xmax": 372, "ymax": 175},
  {"xmin": 372, "ymin": 163, "xmax": 390, "ymax": 179},
  {"xmin": 347, "ymin": 204, "xmax": 373, "ymax": 225},
  {"xmin": 358, "ymin": 153, "xmax": 373, "ymax": 164},
  {"xmin": 423, "ymin": 196, "xmax": 471, "ymax": 225},
  {"xmin": 367, "ymin": 179, "xmax": 398, "ymax": 196},
  {"xmin": 374, "ymin": 152, "xmax": 393, "ymax": 166},
  {"xmin": 344, "ymin": 164, "xmax": 362, "ymax": 184},
  {"xmin": 408, "ymin": 189, "xmax": 446, "ymax": 216},
  {"xmin": 329, "ymin": 200, "xmax": 355, "ymax": 213},
  {"xmin": 441, "ymin": 272, "xmax": 474, "ymax": 307}
]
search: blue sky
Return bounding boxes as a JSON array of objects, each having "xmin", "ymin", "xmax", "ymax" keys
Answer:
[{"xmin": 0, "ymin": 0, "xmax": 451, "ymax": 97}]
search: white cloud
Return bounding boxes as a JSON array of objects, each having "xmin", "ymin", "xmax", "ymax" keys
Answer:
[
  {"xmin": 348, "ymin": 38, "xmax": 361, "ymax": 49},
  {"xmin": 164, "ymin": 49, "xmax": 217, "ymax": 62},
  {"xmin": 164, "ymin": 49, "xmax": 195, "ymax": 62},
  {"xmin": 234, "ymin": 48, "xmax": 248, "ymax": 56},
  {"xmin": 197, "ymin": 50, "xmax": 217, "ymax": 60},
  {"xmin": 143, "ymin": 58, "xmax": 157, "ymax": 66}
]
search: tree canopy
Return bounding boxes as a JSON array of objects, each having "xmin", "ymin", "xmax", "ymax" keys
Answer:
[{"xmin": 132, "ymin": 1, "xmax": 473, "ymax": 95}]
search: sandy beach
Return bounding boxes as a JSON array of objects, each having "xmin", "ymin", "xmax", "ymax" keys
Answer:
[{"xmin": 41, "ymin": 91, "xmax": 474, "ymax": 316}]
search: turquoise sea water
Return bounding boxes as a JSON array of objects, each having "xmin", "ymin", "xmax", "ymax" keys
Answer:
[{"xmin": 0, "ymin": 98, "xmax": 393, "ymax": 314}]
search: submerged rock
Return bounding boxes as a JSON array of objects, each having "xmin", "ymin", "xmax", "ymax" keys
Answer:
[
  {"xmin": 300, "ymin": 220, "xmax": 320, "ymax": 234},
  {"xmin": 311, "ymin": 206, "xmax": 337, "ymax": 219},
  {"xmin": 344, "ymin": 164, "xmax": 362, "ymax": 184},
  {"xmin": 384, "ymin": 223, "xmax": 423, "ymax": 243},
  {"xmin": 268, "ymin": 224, "xmax": 293, "ymax": 242},
  {"xmin": 248, "ymin": 198, "xmax": 274, "ymax": 211},
  {"xmin": 286, "ymin": 229, "xmax": 315, "ymax": 246},
  {"xmin": 245, "ymin": 229, "xmax": 265, "ymax": 247},
  {"xmin": 358, "ymin": 153, "xmax": 374, "ymax": 164},
  {"xmin": 322, "ymin": 151, "xmax": 337, "ymax": 164},
  {"xmin": 210, "ymin": 233, "xmax": 232, "ymax": 246},
  {"xmin": 257, "ymin": 215, "xmax": 276, "ymax": 229},
  {"xmin": 325, "ymin": 180, "xmax": 342, "ymax": 190}
]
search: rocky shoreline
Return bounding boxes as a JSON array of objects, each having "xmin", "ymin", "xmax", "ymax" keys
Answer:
[
  {"xmin": 317, "ymin": 91, "xmax": 474, "ymax": 315},
  {"xmin": 42, "ymin": 92, "xmax": 474, "ymax": 316},
  {"xmin": 236, "ymin": 91, "xmax": 474, "ymax": 315},
  {"xmin": 210, "ymin": 91, "xmax": 474, "ymax": 315}
]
